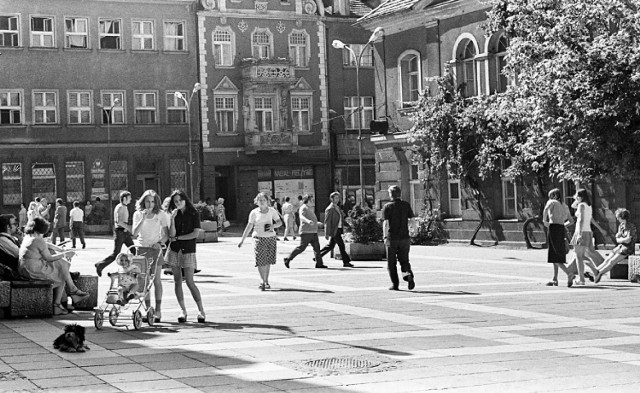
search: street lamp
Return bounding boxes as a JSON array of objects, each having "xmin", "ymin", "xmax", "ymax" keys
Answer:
[
  {"xmin": 333, "ymin": 27, "xmax": 384, "ymax": 207},
  {"xmin": 174, "ymin": 82, "xmax": 201, "ymax": 201},
  {"xmin": 97, "ymin": 97, "xmax": 120, "ymax": 230}
]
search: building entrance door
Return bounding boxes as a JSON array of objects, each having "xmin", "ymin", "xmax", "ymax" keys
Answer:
[{"xmin": 137, "ymin": 174, "xmax": 160, "ymax": 196}]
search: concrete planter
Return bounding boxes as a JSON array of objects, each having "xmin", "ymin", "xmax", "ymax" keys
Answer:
[{"xmin": 341, "ymin": 242, "xmax": 386, "ymax": 261}]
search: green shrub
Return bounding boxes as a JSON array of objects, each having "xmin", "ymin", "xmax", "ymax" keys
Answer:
[{"xmin": 346, "ymin": 205, "xmax": 383, "ymax": 244}]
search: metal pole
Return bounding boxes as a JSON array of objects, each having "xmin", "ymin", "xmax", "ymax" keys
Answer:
[
  {"xmin": 355, "ymin": 52, "xmax": 365, "ymax": 207},
  {"xmin": 187, "ymin": 103, "xmax": 194, "ymax": 201}
]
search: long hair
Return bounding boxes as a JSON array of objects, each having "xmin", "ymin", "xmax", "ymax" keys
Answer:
[
  {"xmin": 576, "ymin": 188, "xmax": 591, "ymax": 206},
  {"xmin": 168, "ymin": 190, "xmax": 197, "ymax": 215},
  {"xmin": 136, "ymin": 189, "xmax": 161, "ymax": 214}
]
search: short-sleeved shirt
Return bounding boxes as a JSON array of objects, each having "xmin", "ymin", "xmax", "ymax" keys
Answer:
[
  {"xmin": 132, "ymin": 211, "xmax": 169, "ymax": 247},
  {"xmin": 170, "ymin": 209, "xmax": 201, "ymax": 254},
  {"xmin": 382, "ymin": 198, "xmax": 414, "ymax": 240},
  {"xmin": 114, "ymin": 203, "xmax": 130, "ymax": 230},
  {"xmin": 69, "ymin": 207, "xmax": 84, "ymax": 222},
  {"xmin": 249, "ymin": 207, "xmax": 280, "ymax": 238}
]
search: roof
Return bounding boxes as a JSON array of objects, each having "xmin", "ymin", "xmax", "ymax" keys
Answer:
[
  {"xmin": 350, "ymin": 0, "xmax": 373, "ymax": 17},
  {"xmin": 356, "ymin": 0, "xmax": 448, "ymax": 25}
]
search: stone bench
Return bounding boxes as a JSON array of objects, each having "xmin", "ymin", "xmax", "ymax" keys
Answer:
[
  {"xmin": 628, "ymin": 255, "xmax": 640, "ymax": 282},
  {"xmin": 0, "ymin": 280, "xmax": 53, "ymax": 318},
  {"xmin": 67, "ymin": 275, "xmax": 98, "ymax": 310}
]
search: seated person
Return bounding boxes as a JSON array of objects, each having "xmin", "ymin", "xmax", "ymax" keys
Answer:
[
  {"xmin": 595, "ymin": 208, "xmax": 636, "ymax": 283},
  {"xmin": 111, "ymin": 252, "xmax": 141, "ymax": 303},
  {"xmin": 0, "ymin": 214, "xmax": 22, "ymax": 274}
]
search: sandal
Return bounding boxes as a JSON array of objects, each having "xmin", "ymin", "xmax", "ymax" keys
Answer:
[
  {"xmin": 69, "ymin": 289, "xmax": 89, "ymax": 304},
  {"xmin": 546, "ymin": 280, "xmax": 558, "ymax": 286},
  {"xmin": 53, "ymin": 304, "xmax": 68, "ymax": 315},
  {"xmin": 584, "ymin": 272, "xmax": 595, "ymax": 282},
  {"xmin": 178, "ymin": 310, "xmax": 187, "ymax": 323},
  {"xmin": 197, "ymin": 312, "xmax": 205, "ymax": 323},
  {"xmin": 264, "ymin": 283, "xmax": 271, "ymax": 289},
  {"xmin": 259, "ymin": 283, "xmax": 265, "ymax": 291},
  {"xmin": 567, "ymin": 274, "xmax": 575, "ymax": 287}
]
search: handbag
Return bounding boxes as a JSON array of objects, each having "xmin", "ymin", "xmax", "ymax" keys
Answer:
[{"xmin": 223, "ymin": 220, "xmax": 231, "ymax": 228}]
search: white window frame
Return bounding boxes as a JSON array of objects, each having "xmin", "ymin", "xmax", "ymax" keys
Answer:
[
  {"xmin": 68, "ymin": 90, "xmax": 93, "ymax": 124},
  {"xmin": 343, "ymin": 44, "xmax": 373, "ymax": 67},
  {"xmin": 289, "ymin": 29, "xmax": 310, "ymax": 67},
  {"xmin": 214, "ymin": 95, "xmax": 236, "ymax": 133},
  {"xmin": 254, "ymin": 96, "xmax": 274, "ymax": 132},
  {"xmin": 452, "ymin": 34, "xmax": 480, "ymax": 98},
  {"xmin": 0, "ymin": 89, "xmax": 23, "ymax": 125},
  {"xmin": 134, "ymin": 91, "xmax": 157, "ymax": 124},
  {"xmin": 398, "ymin": 50, "xmax": 422, "ymax": 108},
  {"xmin": 163, "ymin": 20, "xmax": 186, "ymax": 51},
  {"xmin": 212, "ymin": 26, "xmax": 234, "ymax": 67},
  {"xmin": 166, "ymin": 90, "xmax": 187, "ymax": 124},
  {"xmin": 251, "ymin": 28, "xmax": 273, "ymax": 59},
  {"xmin": 99, "ymin": 18, "xmax": 122, "ymax": 50},
  {"xmin": 132, "ymin": 20, "xmax": 154, "ymax": 50},
  {"xmin": 64, "ymin": 17, "xmax": 89, "ymax": 49},
  {"xmin": 30, "ymin": 15, "xmax": 55, "ymax": 48},
  {"xmin": 343, "ymin": 96, "xmax": 374, "ymax": 130},
  {"xmin": 448, "ymin": 179, "xmax": 462, "ymax": 218},
  {"xmin": 32, "ymin": 90, "xmax": 58, "ymax": 124},
  {"xmin": 501, "ymin": 177, "xmax": 517, "ymax": 218},
  {"xmin": 0, "ymin": 14, "xmax": 20, "ymax": 47},
  {"xmin": 100, "ymin": 91, "xmax": 125, "ymax": 124},
  {"xmin": 291, "ymin": 94, "xmax": 311, "ymax": 132}
]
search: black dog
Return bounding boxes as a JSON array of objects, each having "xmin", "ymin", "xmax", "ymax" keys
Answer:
[{"xmin": 53, "ymin": 324, "xmax": 90, "ymax": 352}]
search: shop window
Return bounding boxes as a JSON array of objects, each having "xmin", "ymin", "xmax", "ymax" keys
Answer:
[
  {"xmin": 31, "ymin": 16, "xmax": 54, "ymax": 47},
  {"xmin": 2, "ymin": 163, "xmax": 22, "ymax": 205},
  {"xmin": 164, "ymin": 21, "xmax": 185, "ymax": 51},
  {"xmin": 0, "ymin": 15, "xmax": 20, "ymax": 47},
  {"xmin": 110, "ymin": 160, "xmax": 127, "ymax": 200},
  {"xmin": 170, "ymin": 159, "xmax": 186, "ymax": 191},
  {"xmin": 132, "ymin": 20, "xmax": 154, "ymax": 50},
  {"xmin": 90, "ymin": 159, "xmax": 107, "ymax": 200},
  {"xmin": 65, "ymin": 161, "xmax": 85, "ymax": 202},
  {"xmin": 32, "ymin": 163, "xmax": 56, "ymax": 202}
]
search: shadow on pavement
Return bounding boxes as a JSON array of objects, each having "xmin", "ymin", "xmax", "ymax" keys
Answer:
[
  {"xmin": 273, "ymin": 288, "xmax": 334, "ymax": 294},
  {"xmin": 411, "ymin": 290, "xmax": 479, "ymax": 295}
]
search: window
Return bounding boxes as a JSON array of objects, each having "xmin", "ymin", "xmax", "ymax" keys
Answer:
[
  {"xmin": 254, "ymin": 97, "xmax": 273, "ymax": 132},
  {"xmin": 399, "ymin": 51, "xmax": 421, "ymax": 107},
  {"xmin": 68, "ymin": 91, "xmax": 92, "ymax": 124},
  {"xmin": 166, "ymin": 91, "xmax": 187, "ymax": 124},
  {"xmin": 448, "ymin": 180, "xmax": 461, "ymax": 217},
  {"xmin": 100, "ymin": 92, "xmax": 125, "ymax": 124},
  {"xmin": 562, "ymin": 180, "xmax": 576, "ymax": 215},
  {"xmin": 213, "ymin": 28, "xmax": 233, "ymax": 66},
  {"xmin": 495, "ymin": 35, "xmax": 509, "ymax": 94},
  {"xmin": 343, "ymin": 96, "xmax": 374, "ymax": 130},
  {"xmin": 170, "ymin": 159, "xmax": 187, "ymax": 191},
  {"xmin": 134, "ymin": 92, "xmax": 157, "ymax": 124},
  {"xmin": 343, "ymin": 44, "xmax": 373, "ymax": 67},
  {"xmin": 33, "ymin": 91, "xmax": 57, "ymax": 124},
  {"xmin": 132, "ymin": 20, "xmax": 154, "ymax": 50},
  {"xmin": 32, "ymin": 162, "xmax": 56, "ymax": 202},
  {"xmin": 99, "ymin": 19, "xmax": 121, "ymax": 49},
  {"xmin": 0, "ymin": 90, "xmax": 22, "ymax": 125},
  {"xmin": 30, "ymin": 16, "xmax": 54, "ymax": 47},
  {"xmin": 502, "ymin": 178, "xmax": 516, "ymax": 218},
  {"xmin": 215, "ymin": 96, "xmax": 235, "ymax": 132},
  {"xmin": 65, "ymin": 161, "xmax": 85, "ymax": 202},
  {"xmin": 64, "ymin": 17, "xmax": 88, "ymax": 49},
  {"xmin": 454, "ymin": 38, "xmax": 478, "ymax": 97},
  {"xmin": 2, "ymin": 163, "xmax": 22, "ymax": 205},
  {"xmin": 110, "ymin": 160, "xmax": 127, "ymax": 200},
  {"xmin": 0, "ymin": 15, "xmax": 20, "ymax": 47},
  {"xmin": 289, "ymin": 30, "xmax": 309, "ymax": 67},
  {"xmin": 291, "ymin": 96, "xmax": 310, "ymax": 132},
  {"xmin": 164, "ymin": 21, "xmax": 185, "ymax": 51},
  {"xmin": 252, "ymin": 29, "xmax": 272, "ymax": 59}
]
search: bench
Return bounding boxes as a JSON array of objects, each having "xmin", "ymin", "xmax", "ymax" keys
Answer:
[
  {"xmin": 628, "ymin": 255, "xmax": 640, "ymax": 282},
  {"xmin": 0, "ymin": 279, "xmax": 53, "ymax": 318}
]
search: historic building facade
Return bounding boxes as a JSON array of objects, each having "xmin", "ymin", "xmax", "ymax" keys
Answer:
[{"xmin": 0, "ymin": 0, "xmax": 199, "ymax": 216}]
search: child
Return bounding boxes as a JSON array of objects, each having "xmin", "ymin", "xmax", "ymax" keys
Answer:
[{"xmin": 113, "ymin": 252, "xmax": 141, "ymax": 303}]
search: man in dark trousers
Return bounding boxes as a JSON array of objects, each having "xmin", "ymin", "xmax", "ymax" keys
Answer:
[
  {"xmin": 94, "ymin": 191, "xmax": 135, "ymax": 277},
  {"xmin": 382, "ymin": 185, "xmax": 415, "ymax": 290},
  {"xmin": 50, "ymin": 198, "xmax": 67, "ymax": 245},
  {"xmin": 284, "ymin": 194, "xmax": 327, "ymax": 268},
  {"xmin": 319, "ymin": 192, "xmax": 353, "ymax": 267}
]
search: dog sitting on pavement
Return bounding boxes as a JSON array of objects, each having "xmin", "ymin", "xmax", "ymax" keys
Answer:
[{"xmin": 53, "ymin": 324, "xmax": 90, "ymax": 352}]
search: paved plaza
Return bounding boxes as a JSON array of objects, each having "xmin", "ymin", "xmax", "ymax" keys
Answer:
[{"xmin": 2, "ymin": 233, "xmax": 640, "ymax": 392}]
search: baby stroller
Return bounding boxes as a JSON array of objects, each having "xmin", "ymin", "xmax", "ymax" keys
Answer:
[{"xmin": 94, "ymin": 245, "xmax": 161, "ymax": 330}]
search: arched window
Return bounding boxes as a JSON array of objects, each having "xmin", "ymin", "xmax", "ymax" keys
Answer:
[
  {"xmin": 495, "ymin": 35, "xmax": 508, "ymax": 93},
  {"xmin": 459, "ymin": 40, "xmax": 477, "ymax": 97},
  {"xmin": 212, "ymin": 27, "xmax": 235, "ymax": 67},
  {"xmin": 398, "ymin": 50, "xmax": 422, "ymax": 108}
]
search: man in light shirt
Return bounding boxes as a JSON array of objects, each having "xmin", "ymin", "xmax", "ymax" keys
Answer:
[
  {"xmin": 94, "ymin": 191, "xmax": 135, "ymax": 277},
  {"xmin": 69, "ymin": 200, "xmax": 86, "ymax": 249},
  {"xmin": 319, "ymin": 192, "xmax": 353, "ymax": 267}
]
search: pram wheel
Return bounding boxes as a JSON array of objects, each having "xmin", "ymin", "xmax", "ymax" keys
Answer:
[
  {"xmin": 133, "ymin": 310, "xmax": 143, "ymax": 330},
  {"xmin": 109, "ymin": 307, "xmax": 120, "ymax": 326},
  {"xmin": 94, "ymin": 310, "xmax": 104, "ymax": 330},
  {"xmin": 147, "ymin": 307, "xmax": 155, "ymax": 327}
]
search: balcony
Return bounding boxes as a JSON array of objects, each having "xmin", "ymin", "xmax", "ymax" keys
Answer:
[
  {"xmin": 244, "ymin": 130, "xmax": 298, "ymax": 154},
  {"xmin": 240, "ymin": 58, "xmax": 296, "ymax": 84}
]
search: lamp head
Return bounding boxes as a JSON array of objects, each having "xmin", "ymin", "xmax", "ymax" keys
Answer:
[
  {"xmin": 113, "ymin": 98, "xmax": 120, "ymax": 105},
  {"xmin": 174, "ymin": 91, "xmax": 184, "ymax": 99},
  {"xmin": 332, "ymin": 39, "xmax": 346, "ymax": 49},
  {"xmin": 368, "ymin": 27, "xmax": 384, "ymax": 43},
  {"xmin": 192, "ymin": 82, "xmax": 201, "ymax": 93}
]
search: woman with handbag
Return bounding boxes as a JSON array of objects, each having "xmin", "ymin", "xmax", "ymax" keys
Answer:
[{"xmin": 542, "ymin": 188, "xmax": 574, "ymax": 286}]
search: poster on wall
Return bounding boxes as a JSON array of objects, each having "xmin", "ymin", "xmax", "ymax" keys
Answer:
[
  {"xmin": 258, "ymin": 181, "xmax": 273, "ymax": 197},
  {"xmin": 274, "ymin": 179, "xmax": 315, "ymax": 208}
]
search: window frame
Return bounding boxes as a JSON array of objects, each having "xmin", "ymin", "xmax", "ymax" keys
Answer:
[
  {"xmin": 343, "ymin": 96, "xmax": 374, "ymax": 131},
  {"xmin": 163, "ymin": 20, "xmax": 186, "ymax": 52},
  {"xmin": 65, "ymin": 161, "xmax": 85, "ymax": 203},
  {"xmin": 166, "ymin": 90, "xmax": 187, "ymax": 124},
  {"xmin": 214, "ymin": 95, "xmax": 236, "ymax": 133},
  {"xmin": 132, "ymin": 19, "xmax": 155, "ymax": 50},
  {"xmin": 0, "ymin": 89, "xmax": 23, "ymax": 125},
  {"xmin": 398, "ymin": 50, "xmax": 422, "ymax": 108},
  {"xmin": 30, "ymin": 15, "xmax": 55, "ymax": 48},
  {"xmin": 64, "ymin": 16, "xmax": 89, "ymax": 49},
  {"xmin": 254, "ymin": 95, "xmax": 274, "ymax": 132},
  {"xmin": 212, "ymin": 26, "xmax": 234, "ymax": 67},
  {"xmin": 134, "ymin": 90, "xmax": 158, "ymax": 124},
  {"xmin": 2, "ymin": 162, "xmax": 23, "ymax": 206},
  {"xmin": 251, "ymin": 28, "xmax": 273, "ymax": 59},
  {"xmin": 288, "ymin": 29, "xmax": 310, "ymax": 68},
  {"xmin": 342, "ymin": 44, "xmax": 373, "ymax": 67},
  {"xmin": 452, "ymin": 34, "xmax": 480, "ymax": 98},
  {"xmin": 99, "ymin": 18, "xmax": 122, "ymax": 50},
  {"xmin": 501, "ymin": 177, "xmax": 517, "ymax": 219},
  {"xmin": 100, "ymin": 91, "xmax": 125, "ymax": 125},
  {"xmin": 448, "ymin": 179, "xmax": 462, "ymax": 218},
  {"xmin": 32, "ymin": 90, "xmax": 58, "ymax": 125},
  {"xmin": 0, "ymin": 14, "xmax": 21, "ymax": 48},
  {"xmin": 67, "ymin": 90, "xmax": 93, "ymax": 125},
  {"xmin": 291, "ymin": 94, "xmax": 312, "ymax": 132}
]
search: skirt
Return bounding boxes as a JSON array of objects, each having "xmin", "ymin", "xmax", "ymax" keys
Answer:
[
  {"xmin": 166, "ymin": 249, "xmax": 197, "ymax": 269},
  {"xmin": 547, "ymin": 224, "xmax": 566, "ymax": 264},
  {"xmin": 570, "ymin": 231, "xmax": 595, "ymax": 251},
  {"xmin": 254, "ymin": 236, "xmax": 277, "ymax": 267}
]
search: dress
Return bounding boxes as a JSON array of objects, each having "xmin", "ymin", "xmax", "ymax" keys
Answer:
[
  {"xmin": 18, "ymin": 235, "xmax": 65, "ymax": 286},
  {"xmin": 248, "ymin": 207, "xmax": 279, "ymax": 266},
  {"xmin": 544, "ymin": 199, "xmax": 569, "ymax": 264},
  {"xmin": 570, "ymin": 202, "xmax": 594, "ymax": 249}
]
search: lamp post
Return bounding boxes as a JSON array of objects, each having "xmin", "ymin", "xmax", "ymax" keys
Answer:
[
  {"xmin": 174, "ymin": 83, "xmax": 201, "ymax": 201},
  {"xmin": 97, "ymin": 98, "xmax": 120, "ymax": 230},
  {"xmin": 333, "ymin": 27, "xmax": 384, "ymax": 207}
]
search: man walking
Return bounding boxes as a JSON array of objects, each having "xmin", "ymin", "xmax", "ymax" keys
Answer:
[
  {"xmin": 94, "ymin": 191, "xmax": 134, "ymax": 277},
  {"xmin": 284, "ymin": 194, "xmax": 327, "ymax": 269},
  {"xmin": 319, "ymin": 192, "xmax": 353, "ymax": 267},
  {"xmin": 50, "ymin": 198, "xmax": 67, "ymax": 245},
  {"xmin": 69, "ymin": 200, "xmax": 86, "ymax": 249},
  {"xmin": 382, "ymin": 185, "xmax": 415, "ymax": 290}
]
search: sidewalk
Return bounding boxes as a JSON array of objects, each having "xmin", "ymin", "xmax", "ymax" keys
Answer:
[{"xmin": 1, "ymin": 236, "xmax": 640, "ymax": 392}]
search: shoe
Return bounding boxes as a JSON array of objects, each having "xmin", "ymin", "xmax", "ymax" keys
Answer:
[
  {"xmin": 95, "ymin": 262, "xmax": 104, "ymax": 277},
  {"xmin": 574, "ymin": 280, "xmax": 586, "ymax": 286},
  {"xmin": 53, "ymin": 304, "xmax": 68, "ymax": 315},
  {"xmin": 283, "ymin": 237, "xmax": 289, "ymax": 241},
  {"xmin": 284, "ymin": 258, "xmax": 290, "ymax": 268},
  {"xmin": 595, "ymin": 272, "xmax": 603, "ymax": 284},
  {"xmin": 389, "ymin": 285, "xmax": 399, "ymax": 291},
  {"xmin": 584, "ymin": 272, "xmax": 595, "ymax": 282},
  {"xmin": 127, "ymin": 293, "xmax": 136, "ymax": 301},
  {"xmin": 82, "ymin": 244, "xmax": 86, "ymax": 249},
  {"xmin": 197, "ymin": 313, "xmax": 205, "ymax": 323},
  {"xmin": 194, "ymin": 269, "xmax": 201, "ymax": 274},
  {"xmin": 72, "ymin": 245, "xmax": 76, "ymax": 249},
  {"xmin": 567, "ymin": 274, "xmax": 575, "ymax": 287},
  {"xmin": 265, "ymin": 283, "xmax": 271, "ymax": 289},
  {"xmin": 70, "ymin": 272, "xmax": 81, "ymax": 281},
  {"xmin": 69, "ymin": 289, "xmax": 89, "ymax": 304},
  {"xmin": 407, "ymin": 276, "xmax": 415, "ymax": 290},
  {"xmin": 65, "ymin": 303, "xmax": 75, "ymax": 311},
  {"xmin": 178, "ymin": 310, "xmax": 187, "ymax": 323},
  {"xmin": 343, "ymin": 262, "xmax": 354, "ymax": 268},
  {"xmin": 259, "ymin": 283, "xmax": 265, "ymax": 291},
  {"xmin": 164, "ymin": 270, "xmax": 173, "ymax": 276},
  {"xmin": 315, "ymin": 264, "xmax": 328, "ymax": 269},
  {"xmin": 546, "ymin": 280, "xmax": 558, "ymax": 286}
]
